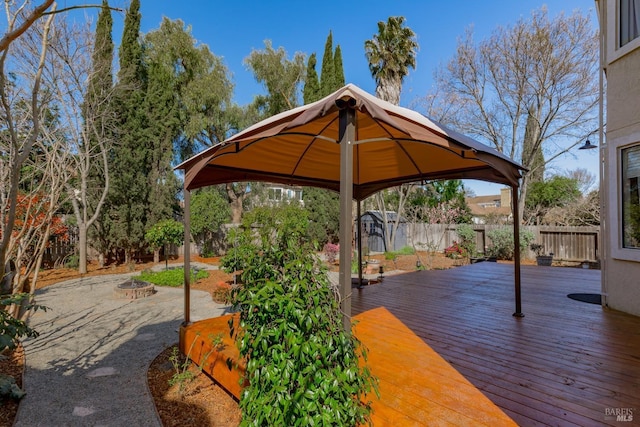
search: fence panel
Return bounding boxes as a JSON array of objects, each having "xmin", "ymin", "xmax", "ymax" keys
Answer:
[{"xmin": 405, "ymin": 224, "xmax": 599, "ymax": 261}]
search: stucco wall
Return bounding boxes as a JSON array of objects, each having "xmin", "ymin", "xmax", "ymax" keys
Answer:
[
  {"xmin": 604, "ymin": 41, "xmax": 640, "ymax": 317},
  {"xmin": 606, "ymin": 53, "xmax": 640, "ymax": 139},
  {"xmin": 606, "ymin": 259, "xmax": 640, "ymax": 315}
]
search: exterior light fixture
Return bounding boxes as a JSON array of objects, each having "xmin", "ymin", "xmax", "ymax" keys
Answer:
[{"xmin": 579, "ymin": 139, "xmax": 598, "ymax": 150}]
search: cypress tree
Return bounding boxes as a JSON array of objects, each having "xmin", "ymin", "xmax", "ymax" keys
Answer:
[
  {"xmin": 144, "ymin": 62, "xmax": 180, "ymax": 223},
  {"xmin": 110, "ymin": 0, "xmax": 150, "ymax": 263},
  {"xmin": 118, "ymin": 0, "xmax": 143, "ymax": 87},
  {"xmin": 85, "ymin": 0, "xmax": 113, "ymax": 120},
  {"xmin": 303, "ymin": 52, "xmax": 321, "ymax": 104},
  {"xmin": 319, "ymin": 31, "xmax": 335, "ymax": 97},
  {"xmin": 334, "ymin": 44, "xmax": 345, "ymax": 87}
]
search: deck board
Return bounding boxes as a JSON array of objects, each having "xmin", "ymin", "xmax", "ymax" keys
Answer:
[
  {"xmin": 353, "ymin": 307, "xmax": 516, "ymax": 426},
  {"xmin": 351, "ymin": 262, "xmax": 640, "ymax": 426}
]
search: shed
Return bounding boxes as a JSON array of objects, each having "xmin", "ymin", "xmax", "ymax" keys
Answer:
[{"xmin": 359, "ymin": 210, "xmax": 407, "ymax": 253}]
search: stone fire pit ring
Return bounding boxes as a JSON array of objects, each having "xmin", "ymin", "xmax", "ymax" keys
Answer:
[{"xmin": 114, "ymin": 279, "xmax": 155, "ymax": 299}]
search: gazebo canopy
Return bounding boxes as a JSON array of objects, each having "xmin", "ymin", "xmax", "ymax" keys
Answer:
[{"xmin": 177, "ymin": 84, "xmax": 523, "ymax": 199}]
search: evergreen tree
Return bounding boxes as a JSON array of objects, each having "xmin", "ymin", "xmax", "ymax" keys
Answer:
[
  {"xmin": 117, "ymin": 0, "xmax": 144, "ymax": 87},
  {"xmin": 303, "ymin": 187, "xmax": 340, "ymax": 246},
  {"xmin": 110, "ymin": 0, "xmax": 150, "ymax": 263},
  {"xmin": 303, "ymin": 53, "xmax": 321, "ymax": 104},
  {"xmin": 85, "ymin": 0, "xmax": 113, "ymax": 122},
  {"xmin": 333, "ymin": 44, "xmax": 345, "ymax": 87},
  {"xmin": 144, "ymin": 61, "xmax": 180, "ymax": 228},
  {"xmin": 319, "ymin": 31, "xmax": 335, "ymax": 97},
  {"xmin": 522, "ymin": 107, "xmax": 545, "ymax": 184}
]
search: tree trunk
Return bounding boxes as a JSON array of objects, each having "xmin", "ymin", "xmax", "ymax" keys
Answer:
[
  {"xmin": 78, "ymin": 224, "xmax": 88, "ymax": 274},
  {"xmin": 153, "ymin": 248, "xmax": 160, "ymax": 264},
  {"xmin": 230, "ymin": 198, "xmax": 243, "ymax": 224},
  {"xmin": 226, "ymin": 183, "xmax": 245, "ymax": 224},
  {"xmin": 518, "ymin": 175, "xmax": 528, "ymax": 226}
]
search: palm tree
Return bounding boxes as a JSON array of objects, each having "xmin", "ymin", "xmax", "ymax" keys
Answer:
[{"xmin": 364, "ymin": 16, "xmax": 418, "ymax": 105}]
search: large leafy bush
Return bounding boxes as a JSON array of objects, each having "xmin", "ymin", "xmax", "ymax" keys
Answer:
[
  {"xmin": 487, "ymin": 227, "xmax": 534, "ymax": 260},
  {"xmin": 221, "ymin": 205, "xmax": 377, "ymax": 426}
]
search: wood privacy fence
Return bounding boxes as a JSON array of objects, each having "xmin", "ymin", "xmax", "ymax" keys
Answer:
[
  {"xmin": 406, "ymin": 224, "xmax": 600, "ymax": 262},
  {"xmin": 42, "ymin": 227, "xmax": 78, "ymax": 267}
]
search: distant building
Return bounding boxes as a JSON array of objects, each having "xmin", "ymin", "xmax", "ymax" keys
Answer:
[
  {"xmin": 266, "ymin": 185, "xmax": 304, "ymax": 205},
  {"xmin": 465, "ymin": 188, "xmax": 512, "ymax": 224}
]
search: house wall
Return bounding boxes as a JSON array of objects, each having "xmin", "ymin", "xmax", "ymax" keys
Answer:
[{"xmin": 600, "ymin": 0, "xmax": 640, "ymax": 316}]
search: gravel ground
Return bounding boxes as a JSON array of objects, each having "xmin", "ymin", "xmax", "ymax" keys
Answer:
[{"xmin": 15, "ymin": 271, "xmax": 228, "ymax": 427}]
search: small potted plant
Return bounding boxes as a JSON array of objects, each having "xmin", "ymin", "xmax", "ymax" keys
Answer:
[{"xmin": 531, "ymin": 243, "xmax": 553, "ymax": 266}]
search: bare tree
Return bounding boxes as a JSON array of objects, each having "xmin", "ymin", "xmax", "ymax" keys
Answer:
[
  {"xmin": 373, "ymin": 184, "xmax": 415, "ymax": 252},
  {"xmin": 565, "ymin": 167, "xmax": 597, "ymax": 195},
  {"xmin": 45, "ymin": 19, "xmax": 113, "ymax": 274},
  {"xmin": 0, "ymin": 1, "xmax": 124, "ymax": 53},
  {"xmin": 428, "ymin": 8, "xmax": 599, "ymax": 221},
  {"xmin": 0, "ymin": 4, "xmax": 57, "ymax": 315},
  {"xmin": 544, "ymin": 190, "xmax": 600, "ymax": 226}
]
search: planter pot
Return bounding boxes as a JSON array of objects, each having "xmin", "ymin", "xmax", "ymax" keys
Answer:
[{"xmin": 536, "ymin": 255, "xmax": 553, "ymax": 266}]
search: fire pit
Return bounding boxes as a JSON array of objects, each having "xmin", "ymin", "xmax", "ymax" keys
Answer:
[{"xmin": 114, "ymin": 279, "xmax": 155, "ymax": 299}]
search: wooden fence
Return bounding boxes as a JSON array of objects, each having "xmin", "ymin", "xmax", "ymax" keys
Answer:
[
  {"xmin": 49, "ymin": 224, "xmax": 597, "ymax": 265},
  {"xmin": 42, "ymin": 228, "xmax": 78, "ymax": 267},
  {"xmin": 406, "ymin": 224, "xmax": 600, "ymax": 262}
]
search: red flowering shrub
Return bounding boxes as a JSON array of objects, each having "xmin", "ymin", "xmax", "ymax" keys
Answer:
[
  {"xmin": 444, "ymin": 241, "xmax": 466, "ymax": 259},
  {"xmin": 2, "ymin": 193, "xmax": 68, "ymax": 244},
  {"xmin": 323, "ymin": 242, "xmax": 339, "ymax": 264}
]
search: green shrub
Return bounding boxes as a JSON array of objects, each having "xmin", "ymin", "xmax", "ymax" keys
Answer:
[
  {"xmin": 487, "ymin": 227, "xmax": 534, "ymax": 260},
  {"xmin": 456, "ymin": 224, "xmax": 476, "ymax": 257},
  {"xmin": 1, "ymin": 293, "xmax": 46, "ymax": 353},
  {"xmin": 135, "ymin": 268, "xmax": 208, "ymax": 287},
  {"xmin": 222, "ymin": 205, "xmax": 377, "ymax": 426},
  {"xmin": 64, "ymin": 254, "xmax": 79, "ymax": 269},
  {"xmin": 1, "ymin": 293, "xmax": 46, "ymax": 400},
  {"xmin": 395, "ymin": 245, "xmax": 415, "ymax": 255},
  {"xmin": 383, "ymin": 246, "xmax": 415, "ymax": 261},
  {"xmin": 200, "ymin": 246, "xmax": 215, "ymax": 258},
  {"xmin": 0, "ymin": 373, "xmax": 25, "ymax": 400}
]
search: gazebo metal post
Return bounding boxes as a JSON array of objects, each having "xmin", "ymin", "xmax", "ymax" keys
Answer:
[
  {"xmin": 357, "ymin": 201, "xmax": 363, "ymax": 288},
  {"xmin": 512, "ymin": 184, "xmax": 524, "ymax": 317},
  {"xmin": 183, "ymin": 188, "xmax": 191, "ymax": 325},
  {"xmin": 338, "ymin": 104, "xmax": 355, "ymax": 331}
]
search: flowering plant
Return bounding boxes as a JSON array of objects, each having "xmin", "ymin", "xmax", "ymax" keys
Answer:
[
  {"xmin": 323, "ymin": 242, "xmax": 340, "ymax": 264},
  {"xmin": 444, "ymin": 241, "xmax": 466, "ymax": 259}
]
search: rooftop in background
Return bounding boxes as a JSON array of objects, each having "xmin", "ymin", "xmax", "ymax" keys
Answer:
[{"xmin": 465, "ymin": 188, "xmax": 512, "ymax": 223}]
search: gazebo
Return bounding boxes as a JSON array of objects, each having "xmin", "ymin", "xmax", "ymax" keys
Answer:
[{"xmin": 176, "ymin": 83, "xmax": 526, "ymax": 329}]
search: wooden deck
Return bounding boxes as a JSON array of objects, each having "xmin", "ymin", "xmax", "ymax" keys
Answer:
[
  {"xmin": 180, "ymin": 307, "xmax": 516, "ymax": 425},
  {"xmin": 354, "ymin": 307, "xmax": 515, "ymax": 426},
  {"xmin": 351, "ymin": 262, "xmax": 640, "ymax": 426}
]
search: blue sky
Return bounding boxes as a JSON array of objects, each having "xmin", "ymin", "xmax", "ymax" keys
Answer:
[{"xmin": 64, "ymin": 0, "xmax": 601, "ymax": 196}]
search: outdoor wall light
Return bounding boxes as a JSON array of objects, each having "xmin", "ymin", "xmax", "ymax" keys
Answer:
[{"xmin": 579, "ymin": 139, "xmax": 598, "ymax": 150}]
